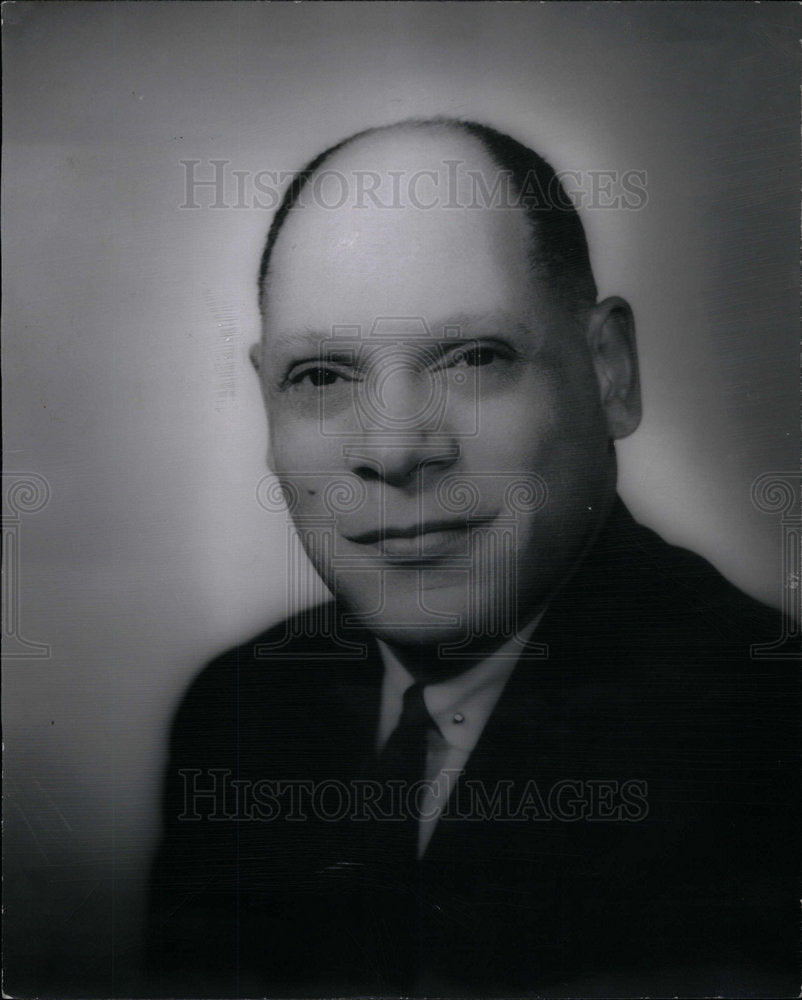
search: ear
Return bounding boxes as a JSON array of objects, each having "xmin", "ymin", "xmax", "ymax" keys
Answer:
[
  {"xmin": 249, "ymin": 341, "xmax": 275, "ymax": 468},
  {"xmin": 586, "ymin": 296, "xmax": 641, "ymax": 440}
]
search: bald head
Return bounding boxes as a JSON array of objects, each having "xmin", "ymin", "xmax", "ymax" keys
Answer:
[
  {"xmin": 262, "ymin": 124, "xmax": 541, "ymax": 330},
  {"xmin": 257, "ymin": 118, "xmax": 597, "ymax": 318}
]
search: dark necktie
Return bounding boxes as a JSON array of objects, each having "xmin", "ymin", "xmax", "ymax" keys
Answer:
[
  {"xmin": 377, "ymin": 681, "xmax": 438, "ymax": 860},
  {"xmin": 363, "ymin": 682, "xmax": 438, "ymax": 992}
]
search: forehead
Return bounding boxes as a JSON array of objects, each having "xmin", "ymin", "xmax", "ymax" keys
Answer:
[{"xmin": 263, "ymin": 129, "xmax": 540, "ymax": 335}]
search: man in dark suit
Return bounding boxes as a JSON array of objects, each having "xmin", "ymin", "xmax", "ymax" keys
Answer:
[{"xmin": 148, "ymin": 119, "xmax": 798, "ymax": 997}]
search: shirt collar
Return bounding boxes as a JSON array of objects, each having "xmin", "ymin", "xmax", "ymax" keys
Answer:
[{"xmin": 376, "ymin": 614, "xmax": 542, "ymax": 754}]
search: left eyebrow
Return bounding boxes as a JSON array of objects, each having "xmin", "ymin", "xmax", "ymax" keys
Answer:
[{"xmin": 428, "ymin": 312, "xmax": 532, "ymax": 340}]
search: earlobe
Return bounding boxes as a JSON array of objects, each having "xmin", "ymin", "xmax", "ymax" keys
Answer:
[{"xmin": 587, "ymin": 296, "xmax": 642, "ymax": 440}]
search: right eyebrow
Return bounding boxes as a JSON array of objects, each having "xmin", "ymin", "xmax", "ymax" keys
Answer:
[{"xmin": 268, "ymin": 329, "xmax": 331, "ymax": 352}]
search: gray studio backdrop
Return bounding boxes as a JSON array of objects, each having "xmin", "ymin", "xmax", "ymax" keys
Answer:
[{"xmin": 3, "ymin": 2, "xmax": 798, "ymax": 994}]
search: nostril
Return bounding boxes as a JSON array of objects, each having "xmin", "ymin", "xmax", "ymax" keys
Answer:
[
  {"xmin": 355, "ymin": 464, "xmax": 382, "ymax": 482},
  {"xmin": 345, "ymin": 441, "xmax": 460, "ymax": 490}
]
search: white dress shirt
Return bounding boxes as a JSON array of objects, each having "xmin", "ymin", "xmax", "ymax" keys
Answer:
[{"xmin": 376, "ymin": 617, "xmax": 541, "ymax": 856}]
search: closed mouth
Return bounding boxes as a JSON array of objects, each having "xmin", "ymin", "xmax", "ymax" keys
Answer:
[{"xmin": 344, "ymin": 517, "xmax": 494, "ymax": 561}]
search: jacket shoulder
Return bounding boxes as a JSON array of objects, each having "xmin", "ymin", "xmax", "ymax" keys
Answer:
[
  {"xmin": 168, "ymin": 603, "xmax": 368, "ymax": 741},
  {"xmin": 632, "ymin": 522, "xmax": 784, "ymax": 642}
]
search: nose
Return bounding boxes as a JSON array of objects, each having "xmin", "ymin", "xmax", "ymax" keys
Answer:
[{"xmin": 345, "ymin": 363, "xmax": 459, "ymax": 489}]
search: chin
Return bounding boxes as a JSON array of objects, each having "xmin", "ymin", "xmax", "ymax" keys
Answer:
[{"xmin": 336, "ymin": 569, "xmax": 531, "ymax": 653}]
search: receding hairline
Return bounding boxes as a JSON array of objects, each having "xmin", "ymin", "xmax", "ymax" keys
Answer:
[{"xmin": 257, "ymin": 116, "xmax": 598, "ymax": 317}]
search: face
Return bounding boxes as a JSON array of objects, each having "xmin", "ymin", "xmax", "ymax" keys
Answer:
[{"xmin": 255, "ymin": 130, "xmax": 632, "ymax": 656}]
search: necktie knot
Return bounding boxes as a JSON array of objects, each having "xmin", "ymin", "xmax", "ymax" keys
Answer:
[
  {"xmin": 380, "ymin": 682, "xmax": 438, "ymax": 765},
  {"xmin": 399, "ymin": 681, "xmax": 434, "ymax": 733},
  {"xmin": 375, "ymin": 682, "xmax": 439, "ymax": 834}
]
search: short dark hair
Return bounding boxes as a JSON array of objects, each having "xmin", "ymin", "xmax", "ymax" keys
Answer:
[{"xmin": 257, "ymin": 117, "xmax": 597, "ymax": 315}]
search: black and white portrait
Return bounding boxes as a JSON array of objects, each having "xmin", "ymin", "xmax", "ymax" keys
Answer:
[{"xmin": 3, "ymin": 4, "xmax": 799, "ymax": 997}]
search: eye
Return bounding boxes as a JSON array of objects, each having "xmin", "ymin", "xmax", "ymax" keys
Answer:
[
  {"xmin": 449, "ymin": 345, "xmax": 498, "ymax": 368},
  {"xmin": 289, "ymin": 366, "xmax": 345, "ymax": 388}
]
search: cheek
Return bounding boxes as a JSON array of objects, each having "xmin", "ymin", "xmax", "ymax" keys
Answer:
[
  {"xmin": 465, "ymin": 382, "xmax": 562, "ymax": 470},
  {"xmin": 463, "ymin": 374, "xmax": 606, "ymax": 512},
  {"xmin": 267, "ymin": 410, "xmax": 333, "ymax": 473},
  {"xmin": 266, "ymin": 414, "xmax": 362, "ymax": 527}
]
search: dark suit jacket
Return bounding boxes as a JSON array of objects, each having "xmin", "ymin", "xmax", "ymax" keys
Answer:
[{"xmin": 147, "ymin": 501, "xmax": 799, "ymax": 997}]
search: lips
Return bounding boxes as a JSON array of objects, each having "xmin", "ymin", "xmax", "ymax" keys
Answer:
[{"xmin": 344, "ymin": 517, "xmax": 494, "ymax": 561}]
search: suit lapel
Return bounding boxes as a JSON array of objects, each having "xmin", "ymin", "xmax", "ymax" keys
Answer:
[{"xmin": 422, "ymin": 501, "xmax": 641, "ymax": 862}]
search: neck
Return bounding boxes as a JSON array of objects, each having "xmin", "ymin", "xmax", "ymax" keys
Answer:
[{"xmin": 382, "ymin": 612, "xmax": 544, "ymax": 683}]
